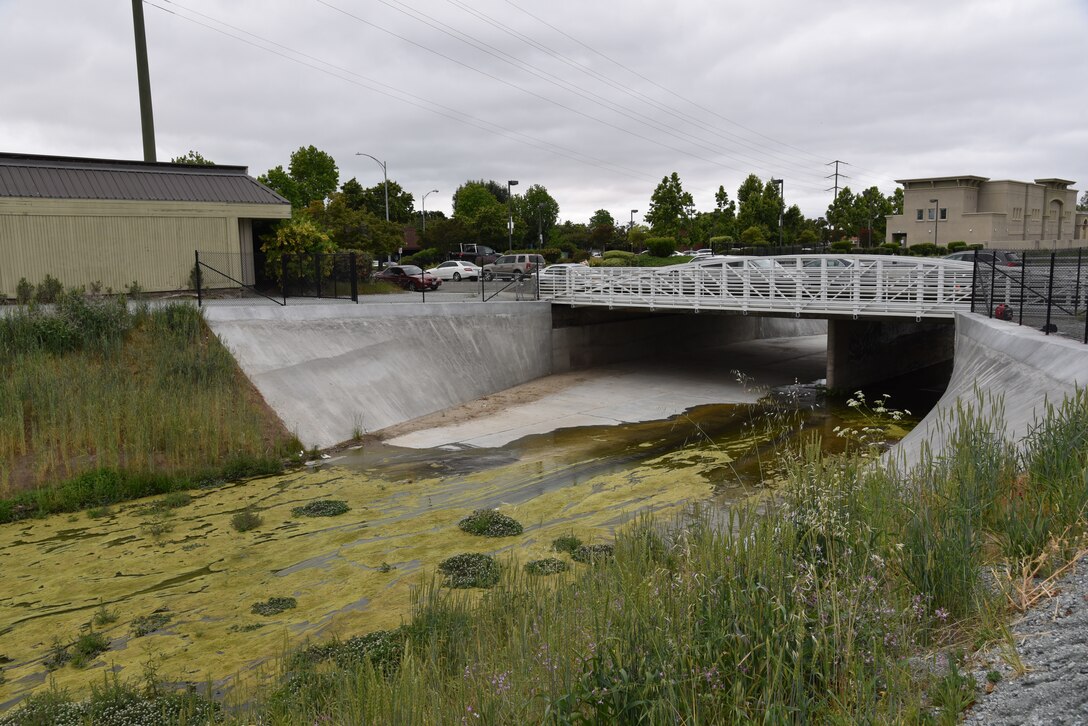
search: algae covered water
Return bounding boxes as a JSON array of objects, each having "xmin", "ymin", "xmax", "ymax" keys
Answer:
[{"xmin": 0, "ymin": 381, "xmax": 937, "ymax": 712}]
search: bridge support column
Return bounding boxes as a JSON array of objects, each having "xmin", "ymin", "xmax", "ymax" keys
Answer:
[{"xmin": 826, "ymin": 318, "xmax": 955, "ymax": 390}]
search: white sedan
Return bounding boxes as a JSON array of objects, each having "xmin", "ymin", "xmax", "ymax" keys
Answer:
[{"xmin": 426, "ymin": 260, "xmax": 482, "ymax": 281}]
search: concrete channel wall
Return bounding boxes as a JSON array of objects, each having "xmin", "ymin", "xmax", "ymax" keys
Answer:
[
  {"xmin": 895, "ymin": 313, "xmax": 1088, "ymax": 465},
  {"xmin": 204, "ymin": 302, "xmax": 554, "ymax": 448},
  {"xmin": 205, "ymin": 302, "xmax": 825, "ymax": 449}
]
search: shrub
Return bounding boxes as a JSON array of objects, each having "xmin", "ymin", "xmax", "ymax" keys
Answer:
[
  {"xmin": 252, "ymin": 596, "xmax": 298, "ymax": 616},
  {"xmin": 261, "ymin": 217, "xmax": 336, "ymax": 283},
  {"xmin": 525, "ymin": 558, "xmax": 569, "ymax": 575},
  {"xmin": 70, "ymin": 631, "xmax": 111, "ymax": 669},
  {"xmin": 131, "ymin": 612, "xmax": 172, "ymax": 637},
  {"xmin": 296, "ymin": 628, "xmax": 407, "ymax": 675},
  {"xmin": 34, "ymin": 274, "xmax": 64, "ymax": 304},
  {"xmin": 291, "ymin": 500, "xmax": 350, "ymax": 517},
  {"xmin": 571, "ymin": 543, "xmax": 614, "ymax": 563},
  {"xmin": 438, "ymin": 553, "xmax": 500, "ymax": 588},
  {"xmin": 947, "ymin": 240, "xmax": 968, "ymax": 252},
  {"xmin": 15, "ymin": 277, "xmax": 34, "ymax": 304},
  {"xmin": 231, "ymin": 509, "xmax": 263, "ymax": 532},
  {"xmin": 740, "ymin": 226, "xmax": 768, "ymax": 246},
  {"xmin": 830, "ymin": 240, "xmax": 854, "ymax": 252},
  {"xmin": 92, "ymin": 606, "xmax": 118, "ymax": 627},
  {"xmin": 551, "ymin": 534, "xmax": 582, "ymax": 554},
  {"xmin": 645, "ymin": 237, "xmax": 677, "ymax": 258},
  {"xmin": 457, "ymin": 509, "xmax": 524, "ymax": 537}
]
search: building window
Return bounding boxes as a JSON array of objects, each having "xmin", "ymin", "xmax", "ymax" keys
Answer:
[
  {"xmin": 1012, "ymin": 207, "xmax": 1023, "ymax": 221},
  {"xmin": 916, "ymin": 209, "xmax": 924, "ymax": 220},
  {"xmin": 939, "ymin": 208, "xmax": 947, "ymax": 220},
  {"xmin": 1032, "ymin": 208, "xmax": 1041, "ymax": 221},
  {"xmin": 927, "ymin": 208, "xmax": 935, "ymax": 221}
]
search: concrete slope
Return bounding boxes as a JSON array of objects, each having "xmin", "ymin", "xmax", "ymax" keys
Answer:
[
  {"xmin": 204, "ymin": 302, "xmax": 553, "ymax": 448},
  {"xmin": 895, "ymin": 313, "xmax": 1087, "ymax": 464}
]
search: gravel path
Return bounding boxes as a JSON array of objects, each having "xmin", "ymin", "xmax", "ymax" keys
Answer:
[{"xmin": 964, "ymin": 559, "xmax": 1088, "ymax": 724}]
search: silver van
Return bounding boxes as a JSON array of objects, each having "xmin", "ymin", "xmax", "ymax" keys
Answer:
[{"xmin": 481, "ymin": 254, "xmax": 546, "ymax": 281}]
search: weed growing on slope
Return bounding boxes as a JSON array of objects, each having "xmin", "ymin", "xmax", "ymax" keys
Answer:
[
  {"xmin": 291, "ymin": 500, "xmax": 350, "ymax": 518},
  {"xmin": 438, "ymin": 553, "xmax": 500, "ymax": 588},
  {"xmin": 457, "ymin": 509, "xmax": 523, "ymax": 537},
  {"xmin": 251, "ymin": 597, "xmax": 298, "ymax": 616}
]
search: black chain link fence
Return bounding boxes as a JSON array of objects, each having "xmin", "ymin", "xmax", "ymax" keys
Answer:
[{"xmin": 970, "ymin": 248, "xmax": 1087, "ymax": 344}]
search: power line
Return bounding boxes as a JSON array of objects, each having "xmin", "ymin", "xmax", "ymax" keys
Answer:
[{"xmin": 145, "ymin": 1, "xmax": 654, "ymax": 181}]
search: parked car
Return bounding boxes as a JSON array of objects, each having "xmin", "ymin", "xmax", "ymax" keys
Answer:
[
  {"xmin": 944, "ymin": 250, "xmax": 1023, "ymax": 268},
  {"xmin": 426, "ymin": 260, "xmax": 481, "ymax": 281},
  {"xmin": 481, "ymin": 254, "xmax": 547, "ymax": 281},
  {"xmin": 375, "ymin": 265, "xmax": 441, "ymax": 291}
]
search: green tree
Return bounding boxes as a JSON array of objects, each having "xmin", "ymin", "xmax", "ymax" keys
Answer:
[
  {"xmin": 740, "ymin": 225, "xmax": 768, "ymax": 246},
  {"xmin": 736, "ymin": 174, "xmax": 776, "ymax": 240},
  {"xmin": 646, "ymin": 172, "xmax": 695, "ymax": 239},
  {"xmin": 515, "ymin": 185, "xmax": 560, "ymax": 247},
  {"xmin": 261, "ymin": 217, "xmax": 336, "ymax": 282},
  {"xmin": 339, "ymin": 177, "xmax": 414, "ymax": 222},
  {"xmin": 259, "ymin": 146, "xmax": 339, "ymax": 210},
  {"xmin": 171, "ymin": 150, "xmax": 213, "ymax": 165},
  {"xmin": 825, "ymin": 187, "xmax": 858, "ymax": 241}
]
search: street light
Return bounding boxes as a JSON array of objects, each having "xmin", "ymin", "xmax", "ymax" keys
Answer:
[
  {"xmin": 355, "ymin": 153, "xmax": 389, "ymax": 222},
  {"xmin": 629, "ymin": 209, "xmax": 638, "ymax": 251},
  {"xmin": 507, "ymin": 180, "xmax": 519, "ymax": 250},
  {"xmin": 930, "ymin": 198, "xmax": 939, "ymax": 246},
  {"xmin": 770, "ymin": 178, "xmax": 784, "ymax": 248},
  {"xmin": 536, "ymin": 204, "xmax": 544, "ymax": 248},
  {"xmin": 422, "ymin": 189, "xmax": 438, "ymax": 235}
]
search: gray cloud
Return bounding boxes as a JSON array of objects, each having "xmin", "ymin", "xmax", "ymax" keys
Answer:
[{"xmin": 2, "ymin": 0, "xmax": 1084, "ymax": 223}]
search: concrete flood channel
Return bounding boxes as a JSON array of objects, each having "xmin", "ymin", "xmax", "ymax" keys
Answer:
[{"xmin": 0, "ymin": 353, "xmax": 948, "ymax": 712}]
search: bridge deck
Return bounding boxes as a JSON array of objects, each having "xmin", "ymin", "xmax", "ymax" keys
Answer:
[{"xmin": 540, "ymin": 254, "xmax": 976, "ymax": 320}]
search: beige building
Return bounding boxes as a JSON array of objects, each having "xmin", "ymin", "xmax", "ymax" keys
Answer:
[
  {"xmin": 885, "ymin": 175, "xmax": 1087, "ymax": 250},
  {"xmin": 0, "ymin": 152, "xmax": 290, "ymax": 299}
]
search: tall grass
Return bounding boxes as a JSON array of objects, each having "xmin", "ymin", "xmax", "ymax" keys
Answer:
[
  {"xmin": 228, "ymin": 390, "xmax": 1087, "ymax": 725},
  {"xmin": 0, "ymin": 293, "xmax": 295, "ymax": 515}
]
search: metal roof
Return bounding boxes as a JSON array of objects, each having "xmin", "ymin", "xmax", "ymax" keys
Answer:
[{"xmin": 0, "ymin": 152, "xmax": 290, "ymax": 206}]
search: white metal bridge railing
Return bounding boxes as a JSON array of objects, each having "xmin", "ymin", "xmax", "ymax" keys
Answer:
[{"xmin": 538, "ymin": 255, "xmax": 976, "ymax": 320}]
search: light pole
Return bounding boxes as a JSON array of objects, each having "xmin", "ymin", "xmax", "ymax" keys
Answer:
[
  {"xmin": 422, "ymin": 189, "xmax": 438, "ymax": 235},
  {"xmin": 355, "ymin": 153, "xmax": 389, "ymax": 222},
  {"xmin": 536, "ymin": 204, "xmax": 544, "ymax": 249},
  {"xmin": 930, "ymin": 198, "xmax": 939, "ymax": 246},
  {"xmin": 771, "ymin": 178, "xmax": 784, "ymax": 248},
  {"xmin": 629, "ymin": 209, "xmax": 638, "ymax": 251},
  {"xmin": 507, "ymin": 180, "xmax": 518, "ymax": 251}
]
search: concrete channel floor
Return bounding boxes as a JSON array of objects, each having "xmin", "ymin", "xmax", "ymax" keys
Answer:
[{"xmin": 384, "ymin": 334, "xmax": 828, "ymax": 449}]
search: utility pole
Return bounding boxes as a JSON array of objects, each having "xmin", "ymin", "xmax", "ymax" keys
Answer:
[
  {"xmin": 131, "ymin": 0, "xmax": 156, "ymax": 161},
  {"xmin": 825, "ymin": 160, "xmax": 849, "ymax": 199}
]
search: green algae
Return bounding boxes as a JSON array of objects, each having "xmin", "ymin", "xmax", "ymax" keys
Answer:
[{"xmin": 0, "ymin": 398, "xmax": 917, "ymax": 712}]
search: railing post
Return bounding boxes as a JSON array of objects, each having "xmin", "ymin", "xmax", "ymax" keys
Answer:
[
  {"xmin": 281, "ymin": 253, "xmax": 288, "ymax": 304},
  {"xmin": 970, "ymin": 249, "xmax": 978, "ymax": 313},
  {"xmin": 1044, "ymin": 252, "xmax": 1056, "ymax": 335},
  {"xmin": 988, "ymin": 252, "xmax": 997, "ymax": 318},
  {"xmin": 1075, "ymin": 247, "xmax": 1083, "ymax": 317},
  {"xmin": 350, "ymin": 253, "xmax": 358, "ymax": 303},
  {"xmin": 1017, "ymin": 253, "xmax": 1025, "ymax": 326},
  {"xmin": 315, "ymin": 254, "xmax": 322, "ymax": 299},
  {"xmin": 194, "ymin": 250, "xmax": 202, "ymax": 308}
]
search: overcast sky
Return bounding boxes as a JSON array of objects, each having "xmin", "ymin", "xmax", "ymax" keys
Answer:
[{"xmin": 2, "ymin": 0, "xmax": 1086, "ymax": 223}]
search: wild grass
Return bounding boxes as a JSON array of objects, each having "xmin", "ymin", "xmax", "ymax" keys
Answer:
[
  {"xmin": 6, "ymin": 391, "xmax": 1086, "ymax": 724},
  {"xmin": 222, "ymin": 389, "xmax": 1088, "ymax": 725},
  {"xmin": 0, "ymin": 293, "xmax": 295, "ymax": 516}
]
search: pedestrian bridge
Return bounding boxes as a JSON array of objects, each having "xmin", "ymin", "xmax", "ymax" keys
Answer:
[{"xmin": 539, "ymin": 254, "xmax": 975, "ymax": 320}]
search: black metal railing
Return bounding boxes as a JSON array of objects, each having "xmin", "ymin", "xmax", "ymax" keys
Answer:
[
  {"xmin": 969, "ymin": 248, "xmax": 1087, "ymax": 344},
  {"xmin": 195, "ymin": 251, "xmax": 364, "ymax": 306}
]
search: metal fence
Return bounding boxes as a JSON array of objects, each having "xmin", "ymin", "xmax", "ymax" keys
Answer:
[
  {"xmin": 195, "ymin": 251, "xmax": 364, "ymax": 306},
  {"xmin": 970, "ymin": 248, "xmax": 1087, "ymax": 344}
]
